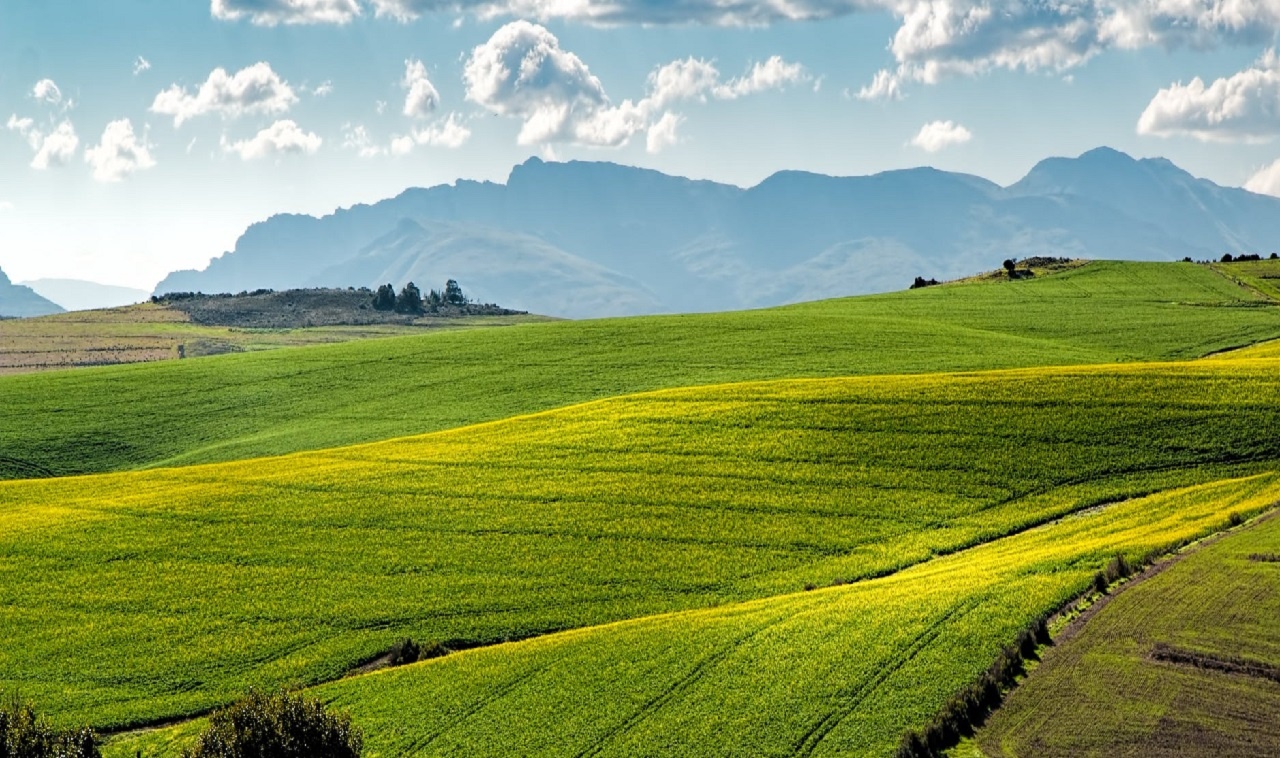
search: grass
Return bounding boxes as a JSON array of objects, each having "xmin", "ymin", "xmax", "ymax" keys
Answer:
[
  {"xmin": 974, "ymin": 510, "xmax": 1280, "ymax": 758},
  {"xmin": 4, "ymin": 260, "xmax": 1280, "ymax": 479},
  {"xmin": 103, "ymin": 474, "xmax": 1280, "ymax": 757},
  {"xmin": 0, "ymin": 302, "xmax": 543, "ymax": 376},
  {"xmin": 3, "ymin": 357, "xmax": 1280, "ymax": 734}
]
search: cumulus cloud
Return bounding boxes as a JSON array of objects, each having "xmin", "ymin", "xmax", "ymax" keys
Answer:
[
  {"xmin": 646, "ymin": 111, "xmax": 683, "ymax": 153},
  {"xmin": 7, "ymin": 116, "xmax": 79, "ymax": 169},
  {"xmin": 151, "ymin": 62, "xmax": 298, "ymax": 126},
  {"xmin": 85, "ymin": 119, "xmax": 156, "ymax": 182},
  {"xmin": 32, "ymin": 79, "xmax": 63, "ymax": 105},
  {"xmin": 464, "ymin": 21, "xmax": 805, "ymax": 148},
  {"xmin": 402, "ymin": 59, "xmax": 441, "ymax": 118},
  {"xmin": 412, "ymin": 112, "xmax": 471, "ymax": 147},
  {"xmin": 1245, "ymin": 158, "xmax": 1280, "ymax": 196},
  {"xmin": 211, "ymin": 0, "xmax": 361, "ymax": 25},
  {"xmin": 313, "ymin": 80, "xmax": 334, "ymax": 97},
  {"xmin": 1138, "ymin": 50, "xmax": 1280, "ymax": 143},
  {"xmin": 909, "ymin": 120, "xmax": 972, "ymax": 152},
  {"xmin": 134, "ymin": 56, "xmax": 152, "ymax": 76},
  {"xmin": 223, "ymin": 119, "xmax": 323, "ymax": 160}
]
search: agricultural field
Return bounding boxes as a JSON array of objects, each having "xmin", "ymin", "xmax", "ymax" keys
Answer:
[
  {"xmin": 102, "ymin": 473, "xmax": 1280, "ymax": 757},
  {"xmin": 5, "ymin": 259, "xmax": 1280, "ymax": 757},
  {"xmin": 4, "ymin": 259, "xmax": 1280, "ymax": 480},
  {"xmin": 974, "ymin": 510, "xmax": 1280, "ymax": 757},
  {"xmin": 1, "ymin": 357, "xmax": 1278, "ymax": 738},
  {"xmin": 0, "ymin": 300, "xmax": 542, "ymax": 376}
]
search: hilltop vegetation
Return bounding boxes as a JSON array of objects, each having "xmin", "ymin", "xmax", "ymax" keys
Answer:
[
  {"xmin": 3, "ymin": 260, "xmax": 1280, "ymax": 480},
  {"xmin": 976, "ymin": 512, "xmax": 1280, "ymax": 757},
  {"xmin": 2, "ymin": 357, "xmax": 1280, "ymax": 737}
]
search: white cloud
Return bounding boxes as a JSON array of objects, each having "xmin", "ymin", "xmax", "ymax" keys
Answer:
[
  {"xmin": 223, "ymin": 119, "xmax": 322, "ymax": 160},
  {"xmin": 646, "ymin": 111, "xmax": 683, "ymax": 153},
  {"xmin": 7, "ymin": 116, "xmax": 79, "ymax": 169},
  {"xmin": 211, "ymin": 0, "xmax": 361, "ymax": 25},
  {"xmin": 85, "ymin": 119, "xmax": 156, "ymax": 182},
  {"xmin": 313, "ymin": 80, "xmax": 334, "ymax": 97},
  {"xmin": 32, "ymin": 79, "xmax": 63, "ymax": 105},
  {"xmin": 0, "ymin": 201, "xmax": 14, "ymax": 212},
  {"xmin": 857, "ymin": 69, "xmax": 903, "ymax": 101},
  {"xmin": 402, "ymin": 59, "xmax": 441, "ymax": 118},
  {"xmin": 134, "ymin": 56, "xmax": 152, "ymax": 76},
  {"xmin": 343, "ymin": 123, "xmax": 386, "ymax": 157},
  {"xmin": 464, "ymin": 21, "xmax": 805, "ymax": 148},
  {"xmin": 151, "ymin": 62, "xmax": 298, "ymax": 127},
  {"xmin": 909, "ymin": 119, "xmax": 972, "ymax": 152},
  {"xmin": 390, "ymin": 134, "xmax": 416, "ymax": 156},
  {"xmin": 413, "ymin": 112, "xmax": 472, "ymax": 147},
  {"xmin": 1138, "ymin": 50, "xmax": 1280, "ymax": 143},
  {"xmin": 1245, "ymin": 158, "xmax": 1280, "ymax": 196}
]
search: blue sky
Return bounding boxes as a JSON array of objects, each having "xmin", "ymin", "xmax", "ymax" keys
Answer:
[{"xmin": 4, "ymin": 1, "xmax": 1280, "ymax": 289}]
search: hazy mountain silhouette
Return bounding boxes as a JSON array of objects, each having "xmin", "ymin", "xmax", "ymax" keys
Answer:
[
  {"xmin": 155, "ymin": 148, "xmax": 1280, "ymax": 316},
  {"xmin": 0, "ymin": 268, "xmax": 64, "ymax": 318},
  {"xmin": 20, "ymin": 279, "xmax": 150, "ymax": 312}
]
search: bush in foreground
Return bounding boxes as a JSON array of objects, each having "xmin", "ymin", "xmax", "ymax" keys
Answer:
[
  {"xmin": 183, "ymin": 690, "xmax": 362, "ymax": 758},
  {"xmin": 0, "ymin": 697, "xmax": 100, "ymax": 758}
]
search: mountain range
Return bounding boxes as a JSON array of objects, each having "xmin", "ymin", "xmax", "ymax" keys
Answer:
[
  {"xmin": 21, "ymin": 279, "xmax": 151, "ymax": 312},
  {"xmin": 155, "ymin": 147, "xmax": 1280, "ymax": 318},
  {"xmin": 0, "ymin": 268, "xmax": 64, "ymax": 318}
]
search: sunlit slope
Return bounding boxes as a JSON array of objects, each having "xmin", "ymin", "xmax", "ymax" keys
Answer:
[
  {"xmin": 976, "ymin": 509, "xmax": 1280, "ymax": 757},
  {"xmin": 3, "ymin": 260, "xmax": 1279, "ymax": 479},
  {"xmin": 106, "ymin": 475, "xmax": 1280, "ymax": 758},
  {"xmin": 5, "ymin": 358, "xmax": 1280, "ymax": 729}
]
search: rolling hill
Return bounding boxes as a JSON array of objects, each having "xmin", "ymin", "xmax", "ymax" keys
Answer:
[
  {"xmin": 19, "ymin": 279, "xmax": 151, "ymax": 312},
  {"xmin": 154, "ymin": 148, "xmax": 1280, "ymax": 317},
  {"xmin": 5, "ymin": 261, "xmax": 1280, "ymax": 480}
]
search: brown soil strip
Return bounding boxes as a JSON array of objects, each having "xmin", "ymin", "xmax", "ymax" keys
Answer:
[{"xmin": 1149, "ymin": 643, "xmax": 1280, "ymax": 684}]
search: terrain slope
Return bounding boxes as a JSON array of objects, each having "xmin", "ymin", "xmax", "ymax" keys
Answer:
[{"xmin": 3, "ymin": 260, "xmax": 1280, "ymax": 480}]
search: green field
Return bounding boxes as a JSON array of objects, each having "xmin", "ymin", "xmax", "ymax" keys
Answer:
[
  {"xmin": 6, "ymin": 259, "xmax": 1280, "ymax": 757},
  {"xmin": 975, "ymin": 512, "xmax": 1280, "ymax": 757},
  {"xmin": 4, "ymin": 260, "xmax": 1280, "ymax": 480},
  {"xmin": 1, "ymin": 358, "xmax": 1279, "ymax": 732},
  {"xmin": 103, "ymin": 473, "xmax": 1280, "ymax": 757}
]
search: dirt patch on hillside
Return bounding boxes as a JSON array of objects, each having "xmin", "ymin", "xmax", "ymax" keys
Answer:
[{"xmin": 158, "ymin": 288, "xmax": 526, "ymax": 329}]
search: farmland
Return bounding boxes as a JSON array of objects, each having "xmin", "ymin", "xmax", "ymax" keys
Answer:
[
  {"xmin": 4, "ymin": 259, "xmax": 1280, "ymax": 757},
  {"xmin": 1, "ymin": 357, "xmax": 1278, "ymax": 734},
  {"xmin": 0, "ymin": 300, "xmax": 542, "ymax": 376},
  {"xmin": 102, "ymin": 473, "xmax": 1280, "ymax": 757},
  {"xmin": 974, "ymin": 507, "xmax": 1280, "ymax": 757},
  {"xmin": 4, "ymin": 260, "xmax": 1280, "ymax": 480}
]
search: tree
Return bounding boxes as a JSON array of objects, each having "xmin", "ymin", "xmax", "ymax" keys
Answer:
[
  {"xmin": 0, "ymin": 698, "xmax": 100, "ymax": 758},
  {"xmin": 1221, "ymin": 253, "xmax": 1235, "ymax": 263},
  {"xmin": 395, "ymin": 282, "xmax": 423, "ymax": 314},
  {"xmin": 443, "ymin": 279, "xmax": 467, "ymax": 306},
  {"xmin": 1002, "ymin": 259, "xmax": 1017, "ymax": 277},
  {"xmin": 372, "ymin": 284, "xmax": 396, "ymax": 311},
  {"xmin": 183, "ymin": 690, "xmax": 362, "ymax": 758}
]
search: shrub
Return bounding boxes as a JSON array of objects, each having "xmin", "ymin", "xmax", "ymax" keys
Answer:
[
  {"xmin": 183, "ymin": 690, "xmax": 362, "ymax": 758},
  {"xmin": 0, "ymin": 697, "xmax": 100, "ymax": 758},
  {"xmin": 1228, "ymin": 511, "xmax": 1245, "ymax": 527}
]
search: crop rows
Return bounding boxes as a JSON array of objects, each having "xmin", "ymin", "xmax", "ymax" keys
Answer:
[
  {"xmin": 107, "ymin": 473, "xmax": 1280, "ymax": 757},
  {"xmin": 2, "ymin": 358, "xmax": 1279, "ymax": 732}
]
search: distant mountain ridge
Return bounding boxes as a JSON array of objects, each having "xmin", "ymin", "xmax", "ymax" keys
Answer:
[
  {"xmin": 155, "ymin": 147, "xmax": 1280, "ymax": 317},
  {"xmin": 20, "ymin": 279, "xmax": 150, "ymax": 312},
  {"xmin": 0, "ymin": 268, "xmax": 64, "ymax": 318}
]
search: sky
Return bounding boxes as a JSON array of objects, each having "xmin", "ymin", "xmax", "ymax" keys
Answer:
[{"xmin": 4, "ymin": 1, "xmax": 1280, "ymax": 290}]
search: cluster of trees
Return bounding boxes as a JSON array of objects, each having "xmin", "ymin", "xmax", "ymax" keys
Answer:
[
  {"xmin": 184, "ymin": 690, "xmax": 362, "ymax": 758},
  {"xmin": 372, "ymin": 279, "xmax": 468, "ymax": 314},
  {"xmin": 0, "ymin": 698, "xmax": 100, "ymax": 757},
  {"xmin": 1220, "ymin": 253, "xmax": 1279, "ymax": 262}
]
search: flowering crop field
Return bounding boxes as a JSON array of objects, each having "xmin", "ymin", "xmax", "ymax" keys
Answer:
[
  {"xmin": 3, "ymin": 260, "xmax": 1280, "ymax": 480},
  {"xmin": 3, "ymin": 358, "xmax": 1280, "ymax": 742},
  {"xmin": 105, "ymin": 474, "xmax": 1280, "ymax": 757}
]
